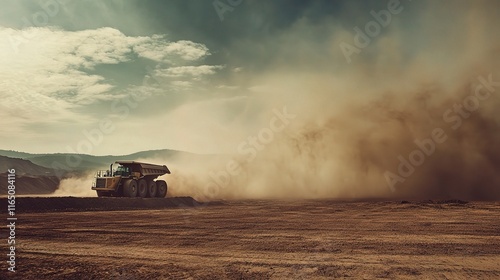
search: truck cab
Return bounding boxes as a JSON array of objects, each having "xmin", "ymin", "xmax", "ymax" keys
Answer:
[{"xmin": 113, "ymin": 165, "xmax": 130, "ymax": 177}]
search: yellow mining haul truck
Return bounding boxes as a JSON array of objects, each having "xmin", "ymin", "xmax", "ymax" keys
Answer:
[{"xmin": 91, "ymin": 161, "xmax": 170, "ymax": 198}]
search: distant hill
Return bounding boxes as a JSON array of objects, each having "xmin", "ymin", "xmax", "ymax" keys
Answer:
[
  {"xmin": 0, "ymin": 150, "xmax": 32, "ymax": 159},
  {"xmin": 0, "ymin": 155, "xmax": 55, "ymax": 176},
  {"xmin": 0, "ymin": 149, "xmax": 186, "ymax": 173},
  {"xmin": 0, "ymin": 155, "xmax": 61, "ymax": 194}
]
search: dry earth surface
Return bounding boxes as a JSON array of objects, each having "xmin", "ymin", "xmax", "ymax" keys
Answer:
[{"xmin": 1, "ymin": 198, "xmax": 499, "ymax": 279}]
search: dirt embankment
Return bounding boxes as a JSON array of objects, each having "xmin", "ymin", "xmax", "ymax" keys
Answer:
[
  {"xmin": 0, "ymin": 196, "xmax": 205, "ymax": 212},
  {"xmin": 0, "ymin": 174, "xmax": 60, "ymax": 194}
]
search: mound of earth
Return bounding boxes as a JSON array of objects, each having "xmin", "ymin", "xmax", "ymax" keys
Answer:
[
  {"xmin": 0, "ymin": 173, "xmax": 60, "ymax": 194},
  {"xmin": 0, "ymin": 196, "xmax": 203, "ymax": 212},
  {"xmin": 0, "ymin": 155, "xmax": 56, "ymax": 176},
  {"xmin": 0, "ymin": 155, "xmax": 61, "ymax": 195}
]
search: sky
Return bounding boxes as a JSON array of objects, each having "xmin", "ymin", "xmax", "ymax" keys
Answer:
[{"xmin": 0, "ymin": 0, "xmax": 417, "ymax": 155}]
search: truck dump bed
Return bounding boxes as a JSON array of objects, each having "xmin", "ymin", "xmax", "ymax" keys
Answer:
[{"xmin": 115, "ymin": 161, "xmax": 171, "ymax": 177}]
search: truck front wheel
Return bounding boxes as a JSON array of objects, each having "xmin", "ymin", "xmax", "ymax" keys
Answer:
[{"xmin": 123, "ymin": 179, "xmax": 138, "ymax": 198}]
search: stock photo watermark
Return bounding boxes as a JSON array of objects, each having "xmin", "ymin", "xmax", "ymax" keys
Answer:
[
  {"xmin": 213, "ymin": 0, "xmax": 244, "ymax": 21},
  {"xmin": 8, "ymin": 0, "xmax": 63, "ymax": 53},
  {"xmin": 50, "ymin": 91, "xmax": 147, "ymax": 177},
  {"xmin": 49, "ymin": 65, "xmax": 166, "ymax": 178},
  {"xmin": 205, "ymin": 106, "xmax": 296, "ymax": 198},
  {"xmin": 339, "ymin": 0, "xmax": 409, "ymax": 64},
  {"xmin": 385, "ymin": 73, "xmax": 500, "ymax": 191},
  {"xmin": 179, "ymin": 105, "xmax": 296, "ymax": 222},
  {"xmin": 6, "ymin": 169, "xmax": 17, "ymax": 273}
]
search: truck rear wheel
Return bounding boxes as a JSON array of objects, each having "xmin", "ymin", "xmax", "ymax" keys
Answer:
[
  {"xmin": 148, "ymin": 181, "xmax": 157, "ymax": 198},
  {"xmin": 138, "ymin": 179, "xmax": 148, "ymax": 198},
  {"xmin": 123, "ymin": 179, "xmax": 138, "ymax": 198},
  {"xmin": 156, "ymin": 180, "xmax": 167, "ymax": 198}
]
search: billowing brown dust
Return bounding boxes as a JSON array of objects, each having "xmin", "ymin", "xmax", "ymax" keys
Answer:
[{"xmin": 57, "ymin": 1, "xmax": 500, "ymax": 201}]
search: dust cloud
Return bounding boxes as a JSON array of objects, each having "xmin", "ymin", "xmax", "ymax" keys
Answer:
[
  {"xmin": 55, "ymin": 1, "xmax": 500, "ymax": 201},
  {"xmin": 163, "ymin": 76, "xmax": 500, "ymax": 201},
  {"xmin": 158, "ymin": 1, "xmax": 500, "ymax": 201},
  {"xmin": 52, "ymin": 173, "xmax": 97, "ymax": 197}
]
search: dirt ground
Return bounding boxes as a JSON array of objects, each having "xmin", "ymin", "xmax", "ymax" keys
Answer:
[{"xmin": 2, "ymin": 199, "xmax": 499, "ymax": 279}]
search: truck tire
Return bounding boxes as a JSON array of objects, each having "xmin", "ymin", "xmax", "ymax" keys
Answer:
[
  {"xmin": 156, "ymin": 180, "xmax": 167, "ymax": 198},
  {"xmin": 148, "ymin": 180, "xmax": 157, "ymax": 198},
  {"xmin": 123, "ymin": 179, "xmax": 138, "ymax": 198},
  {"xmin": 138, "ymin": 179, "xmax": 148, "ymax": 198}
]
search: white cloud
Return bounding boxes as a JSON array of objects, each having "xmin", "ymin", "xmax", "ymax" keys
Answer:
[
  {"xmin": 0, "ymin": 27, "xmax": 213, "ymax": 108},
  {"xmin": 155, "ymin": 65, "xmax": 224, "ymax": 78},
  {"xmin": 0, "ymin": 26, "xmax": 220, "ymax": 150},
  {"xmin": 72, "ymin": 28, "xmax": 133, "ymax": 68},
  {"xmin": 133, "ymin": 37, "xmax": 210, "ymax": 62},
  {"xmin": 170, "ymin": 80, "xmax": 192, "ymax": 88}
]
